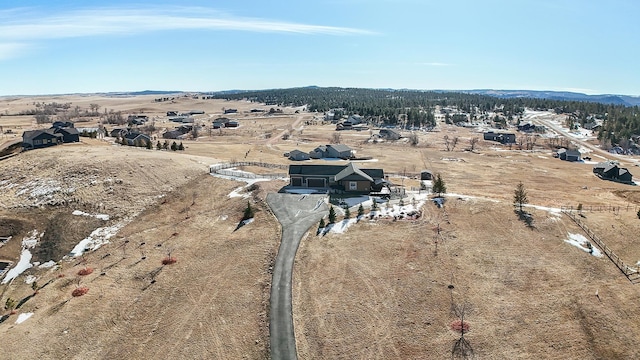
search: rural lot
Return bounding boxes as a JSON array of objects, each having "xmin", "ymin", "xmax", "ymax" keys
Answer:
[{"xmin": 1, "ymin": 94, "xmax": 640, "ymax": 359}]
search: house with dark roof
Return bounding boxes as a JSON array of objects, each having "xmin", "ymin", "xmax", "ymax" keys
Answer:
[
  {"xmin": 52, "ymin": 121, "xmax": 74, "ymax": 129},
  {"xmin": 288, "ymin": 163, "xmax": 386, "ymax": 194},
  {"xmin": 53, "ymin": 127, "xmax": 80, "ymax": 143},
  {"xmin": 22, "ymin": 129, "xmax": 62, "ymax": 149},
  {"xmin": 379, "ymin": 128, "xmax": 402, "ymax": 140},
  {"xmin": 593, "ymin": 161, "xmax": 634, "ymax": 184},
  {"xmin": 483, "ymin": 131, "xmax": 516, "ymax": 144},
  {"xmin": 309, "ymin": 145, "xmax": 327, "ymax": 159},
  {"xmin": 162, "ymin": 130, "xmax": 185, "ymax": 140},
  {"xmin": 110, "ymin": 128, "xmax": 129, "ymax": 138},
  {"xmin": 124, "ymin": 132, "xmax": 152, "ymax": 146}
]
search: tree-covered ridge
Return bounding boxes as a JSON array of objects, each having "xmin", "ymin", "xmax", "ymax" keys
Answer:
[{"xmin": 211, "ymin": 87, "xmax": 640, "ymax": 146}]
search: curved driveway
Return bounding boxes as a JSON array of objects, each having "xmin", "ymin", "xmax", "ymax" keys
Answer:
[{"xmin": 266, "ymin": 193, "xmax": 328, "ymax": 360}]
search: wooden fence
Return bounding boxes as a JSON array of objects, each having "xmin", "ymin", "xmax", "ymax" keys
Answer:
[
  {"xmin": 562, "ymin": 209, "xmax": 640, "ymax": 282},
  {"xmin": 563, "ymin": 204, "xmax": 640, "ymax": 214},
  {"xmin": 209, "ymin": 161, "xmax": 288, "ymax": 179}
]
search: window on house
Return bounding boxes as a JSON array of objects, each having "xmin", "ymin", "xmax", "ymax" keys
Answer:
[{"xmin": 349, "ymin": 181, "xmax": 357, "ymax": 190}]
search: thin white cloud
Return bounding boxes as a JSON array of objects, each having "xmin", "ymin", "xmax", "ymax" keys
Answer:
[
  {"xmin": 0, "ymin": 7, "xmax": 375, "ymax": 41},
  {"xmin": 417, "ymin": 62, "xmax": 452, "ymax": 67},
  {"xmin": 0, "ymin": 43, "xmax": 30, "ymax": 60}
]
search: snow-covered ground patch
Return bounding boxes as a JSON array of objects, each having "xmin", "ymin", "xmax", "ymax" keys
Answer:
[
  {"xmin": 565, "ymin": 233, "xmax": 603, "ymax": 257},
  {"xmin": 38, "ymin": 260, "xmax": 57, "ymax": 269},
  {"xmin": 15, "ymin": 312, "xmax": 34, "ymax": 324},
  {"xmin": 523, "ymin": 204, "xmax": 562, "ymax": 217},
  {"xmin": 72, "ymin": 210, "xmax": 110, "ymax": 221},
  {"xmin": 21, "ymin": 230, "xmax": 42, "ymax": 249},
  {"xmin": 2, "ymin": 248, "xmax": 33, "ymax": 284},
  {"xmin": 69, "ymin": 223, "xmax": 124, "ymax": 257},
  {"xmin": 227, "ymin": 178, "xmax": 271, "ymax": 199}
]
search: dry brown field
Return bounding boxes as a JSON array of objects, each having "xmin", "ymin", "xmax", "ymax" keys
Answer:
[{"xmin": 1, "ymin": 95, "xmax": 640, "ymax": 359}]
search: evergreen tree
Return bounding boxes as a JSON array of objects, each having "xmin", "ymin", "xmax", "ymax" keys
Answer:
[
  {"xmin": 357, "ymin": 203, "xmax": 365, "ymax": 218},
  {"xmin": 328, "ymin": 206, "xmax": 336, "ymax": 224},
  {"xmin": 432, "ymin": 173, "xmax": 447, "ymax": 197},
  {"xmin": 163, "ymin": 140, "xmax": 169, "ymax": 150},
  {"xmin": 372, "ymin": 199, "xmax": 378, "ymax": 211},
  {"xmin": 513, "ymin": 182, "xmax": 528, "ymax": 214},
  {"xmin": 318, "ymin": 218, "xmax": 326, "ymax": 234},
  {"xmin": 637, "ymin": 209, "xmax": 640, "ymax": 219},
  {"xmin": 178, "ymin": 142, "xmax": 184, "ymax": 151},
  {"xmin": 171, "ymin": 141, "xmax": 178, "ymax": 151},
  {"xmin": 243, "ymin": 201, "xmax": 254, "ymax": 220},
  {"xmin": 145, "ymin": 139, "xmax": 152, "ymax": 149},
  {"xmin": 344, "ymin": 206, "xmax": 351, "ymax": 219},
  {"xmin": 156, "ymin": 140, "xmax": 162, "ymax": 150}
]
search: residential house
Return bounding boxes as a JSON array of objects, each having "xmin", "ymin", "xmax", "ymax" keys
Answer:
[
  {"xmin": 224, "ymin": 109, "xmax": 238, "ymax": 114},
  {"xmin": 162, "ymin": 130, "xmax": 185, "ymax": 140},
  {"xmin": 52, "ymin": 121, "xmax": 74, "ymax": 128},
  {"xmin": 124, "ymin": 132, "xmax": 152, "ymax": 146},
  {"xmin": 309, "ymin": 145, "xmax": 328, "ymax": 159},
  {"xmin": 379, "ymin": 128, "xmax": 402, "ymax": 140},
  {"xmin": 22, "ymin": 129, "xmax": 62, "ymax": 149},
  {"xmin": 483, "ymin": 131, "xmax": 516, "ymax": 144},
  {"xmin": 53, "ymin": 127, "xmax": 80, "ymax": 143},
  {"xmin": 287, "ymin": 149, "xmax": 310, "ymax": 161},
  {"xmin": 326, "ymin": 144, "xmax": 354, "ymax": 159},
  {"xmin": 167, "ymin": 111, "xmax": 178, "ymax": 116},
  {"xmin": 309, "ymin": 144, "xmax": 354, "ymax": 159},
  {"xmin": 288, "ymin": 163, "xmax": 386, "ymax": 193},
  {"xmin": 556, "ymin": 148, "xmax": 581, "ymax": 162},
  {"xmin": 109, "ymin": 128, "xmax": 128, "ymax": 138},
  {"xmin": 593, "ymin": 161, "xmax": 634, "ymax": 184}
]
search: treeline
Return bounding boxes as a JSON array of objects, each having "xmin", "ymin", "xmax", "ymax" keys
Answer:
[{"xmin": 211, "ymin": 87, "xmax": 640, "ymax": 145}]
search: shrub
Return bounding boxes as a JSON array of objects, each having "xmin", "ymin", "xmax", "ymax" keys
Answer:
[
  {"xmin": 72, "ymin": 287, "xmax": 89, "ymax": 297},
  {"xmin": 77, "ymin": 267, "xmax": 94, "ymax": 276},
  {"xmin": 162, "ymin": 256, "xmax": 177, "ymax": 265},
  {"xmin": 450, "ymin": 320, "xmax": 470, "ymax": 333}
]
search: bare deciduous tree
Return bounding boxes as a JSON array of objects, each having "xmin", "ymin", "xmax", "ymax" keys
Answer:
[{"xmin": 469, "ymin": 137, "xmax": 478, "ymax": 151}]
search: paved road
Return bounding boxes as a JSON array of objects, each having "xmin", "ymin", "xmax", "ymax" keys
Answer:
[
  {"xmin": 266, "ymin": 193, "xmax": 328, "ymax": 360},
  {"xmin": 525, "ymin": 110, "xmax": 639, "ymax": 165}
]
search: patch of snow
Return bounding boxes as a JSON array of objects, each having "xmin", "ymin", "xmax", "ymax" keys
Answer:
[
  {"xmin": 72, "ymin": 210, "xmax": 110, "ymax": 221},
  {"xmin": 523, "ymin": 204, "xmax": 562, "ymax": 216},
  {"xmin": 69, "ymin": 224, "xmax": 123, "ymax": 257},
  {"xmin": 218, "ymin": 215, "xmax": 228, "ymax": 221},
  {"xmin": 24, "ymin": 274, "xmax": 37, "ymax": 284},
  {"xmin": 38, "ymin": 260, "xmax": 57, "ymax": 269},
  {"xmin": 537, "ymin": 155, "xmax": 549, "ymax": 159},
  {"xmin": 15, "ymin": 312, "xmax": 34, "ymax": 324},
  {"xmin": 565, "ymin": 233, "xmax": 603, "ymax": 257},
  {"xmin": 240, "ymin": 218, "xmax": 254, "ymax": 226},
  {"xmin": 1, "ymin": 249, "xmax": 33, "ymax": 284},
  {"xmin": 21, "ymin": 230, "xmax": 41, "ymax": 249}
]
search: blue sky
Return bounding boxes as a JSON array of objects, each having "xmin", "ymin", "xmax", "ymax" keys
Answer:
[{"xmin": 1, "ymin": 0, "xmax": 639, "ymax": 96}]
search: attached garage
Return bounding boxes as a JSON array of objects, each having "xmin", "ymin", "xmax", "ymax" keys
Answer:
[{"xmin": 307, "ymin": 178, "xmax": 326, "ymax": 188}]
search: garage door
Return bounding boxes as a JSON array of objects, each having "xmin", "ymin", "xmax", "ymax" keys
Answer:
[
  {"xmin": 307, "ymin": 178, "xmax": 325, "ymax": 188},
  {"xmin": 291, "ymin": 177, "xmax": 302, "ymax": 186}
]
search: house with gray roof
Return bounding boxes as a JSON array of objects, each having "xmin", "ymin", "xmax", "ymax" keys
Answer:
[
  {"xmin": 287, "ymin": 149, "xmax": 310, "ymax": 161},
  {"xmin": 288, "ymin": 163, "xmax": 386, "ymax": 194},
  {"xmin": 556, "ymin": 148, "xmax": 581, "ymax": 162}
]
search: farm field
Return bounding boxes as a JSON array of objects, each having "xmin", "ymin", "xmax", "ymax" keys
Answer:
[{"xmin": 1, "ymin": 94, "xmax": 640, "ymax": 359}]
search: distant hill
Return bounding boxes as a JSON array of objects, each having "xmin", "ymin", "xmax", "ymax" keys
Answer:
[{"xmin": 461, "ymin": 90, "xmax": 640, "ymax": 107}]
